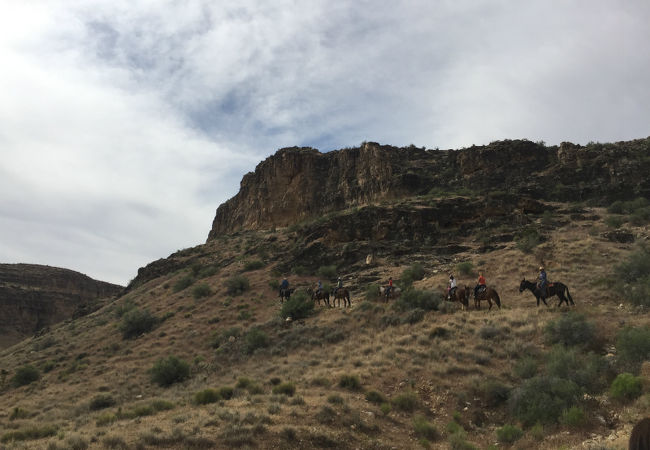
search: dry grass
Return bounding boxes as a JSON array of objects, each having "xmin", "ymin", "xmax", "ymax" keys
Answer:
[{"xmin": 0, "ymin": 208, "xmax": 648, "ymax": 449}]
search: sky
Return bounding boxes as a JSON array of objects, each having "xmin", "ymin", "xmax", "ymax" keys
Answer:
[{"xmin": 1, "ymin": 1, "xmax": 649, "ymax": 285}]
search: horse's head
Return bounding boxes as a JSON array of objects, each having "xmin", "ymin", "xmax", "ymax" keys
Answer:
[{"xmin": 519, "ymin": 279, "xmax": 527, "ymax": 292}]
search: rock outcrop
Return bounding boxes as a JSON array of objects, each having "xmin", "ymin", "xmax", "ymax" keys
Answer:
[
  {"xmin": 208, "ymin": 138, "xmax": 650, "ymax": 238},
  {"xmin": 0, "ymin": 264, "xmax": 122, "ymax": 348}
]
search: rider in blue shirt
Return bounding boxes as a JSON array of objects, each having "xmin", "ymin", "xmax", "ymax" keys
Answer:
[{"xmin": 538, "ymin": 266, "xmax": 547, "ymax": 295}]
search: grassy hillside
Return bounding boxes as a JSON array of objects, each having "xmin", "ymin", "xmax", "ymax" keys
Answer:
[{"xmin": 0, "ymin": 198, "xmax": 649, "ymax": 449}]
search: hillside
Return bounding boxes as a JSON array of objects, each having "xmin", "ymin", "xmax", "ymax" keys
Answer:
[
  {"xmin": 0, "ymin": 264, "xmax": 123, "ymax": 348},
  {"xmin": 0, "ymin": 139, "xmax": 649, "ymax": 449}
]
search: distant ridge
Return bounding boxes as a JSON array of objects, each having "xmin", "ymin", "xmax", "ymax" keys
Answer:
[{"xmin": 0, "ymin": 263, "xmax": 122, "ymax": 348}]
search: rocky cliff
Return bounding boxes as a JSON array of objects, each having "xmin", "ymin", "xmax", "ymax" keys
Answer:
[
  {"xmin": 208, "ymin": 138, "xmax": 650, "ymax": 238},
  {"xmin": 0, "ymin": 264, "xmax": 122, "ymax": 348}
]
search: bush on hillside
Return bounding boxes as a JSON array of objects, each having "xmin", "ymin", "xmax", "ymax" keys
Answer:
[
  {"xmin": 456, "ymin": 261, "xmax": 474, "ymax": 276},
  {"xmin": 225, "ymin": 275, "xmax": 250, "ymax": 296},
  {"xmin": 192, "ymin": 283, "xmax": 212, "ymax": 299},
  {"xmin": 89, "ymin": 394, "xmax": 116, "ymax": 411},
  {"xmin": 173, "ymin": 275, "xmax": 194, "ymax": 293},
  {"xmin": 149, "ymin": 356, "xmax": 190, "ymax": 387},
  {"xmin": 614, "ymin": 244, "xmax": 650, "ymax": 306},
  {"xmin": 272, "ymin": 382, "xmax": 296, "ymax": 397},
  {"xmin": 610, "ymin": 373, "xmax": 643, "ymax": 401},
  {"xmin": 391, "ymin": 391, "xmax": 419, "ymax": 412},
  {"xmin": 393, "ymin": 289, "xmax": 442, "ymax": 312},
  {"xmin": 317, "ymin": 265, "xmax": 338, "ymax": 279},
  {"xmin": 615, "ymin": 325, "xmax": 650, "ymax": 373},
  {"xmin": 544, "ymin": 312, "xmax": 595, "ymax": 348},
  {"xmin": 11, "ymin": 365, "xmax": 40, "ymax": 387},
  {"xmin": 243, "ymin": 328, "xmax": 269, "ymax": 355},
  {"xmin": 516, "ymin": 228, "xmax": 543, "ymax": 252},
  {"xmin": 508, "ymin": 376, "xmax": 581, "ymax": 425},
  {"xmin": 120, "ymin": 308, "xmax": 158, "ymax": 339},
  {"xmin": 280, "ymin": 291, "xmax": 314, "ymax": 320},
  {"xmin": 193, "ymin": 389, "xmax": 221, "ymax": 405},
  {"xmin": 496, "ymin": 424, "xmax": 523, "ymax": 444},
  {"xmin": 545, "ymin": 346, "xmax": 607, "ymax": 394},
  {"xmin": 559, "ymin": 406, "xmax": 587, "ymax": 428},
  {"xmin": 338, "ymin": 374, "xmax": 362, "ymax": 391},
  {"xmin": 400, "ymin": 263, "xmax": 425, "ymax": 288},
  {"xmin": 243, "ymin": 260, "xmax": 265, "ymax": 271}
]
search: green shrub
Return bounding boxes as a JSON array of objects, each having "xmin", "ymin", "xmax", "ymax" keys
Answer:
[
  {"xmin": 630, "ymin": 206, "xmax": 650, "ymax": 225},
  {"xmin": 605, "ymin": 215, "xmax": 624, "ymax": 228},
  {"xmin": 413, "ymin": 416, "xmax": 439, "ymax": 441},
  {"xmin": 225, "ymin": 275, "xmax": 250, "ymax": 296},
  {"xmin": 456, "ymin": 261, "xmax": 474, "ymax": 276},
  {"xmin": 218, "ymin": 386, "xmax": 234, "ymax": 400},
  {"xmin": 545, "ymin": 346, "xmax": 607, "ymax": 393},
  {"xmin": 544, "ymin": 312, "xmax": 595, "ymax": 348},
  {"xmin": 391, "ymin": 391, "xmax": 419, "ymax": 412},
  {"xmin": 327, "ymin": 394, "xmax": 344, "ymax": 404},
  {"xmin": 151, "ymin": 399, "xmax": 174, "ymax": 411},
  {"xmin": 496, "ymin": 424, "xmax": 523, "ymax": 444},
  {"xmin": 192, "ymin": 283, "xmax": 212, "ymax": 299},
  {"xmin": 380, "ymin": 402, "xmax": 391, "ymax": 415},
  {"xmin": 194, "ymin": 388, "xmax": 221, "ymax": 405},
  {"xmin": 560, "ymin": 406, "xmax": 587, "ymax": 427},
  {"xmin": 514, "ymin": 356, "xmax": 538, "ymax": 379},
  {"xmin": 280, "ymin": 291, "xmax": 314, "ymax": 320},
  {"xmin": 120, "ymin": 308, "xmax": 158, "ymax": 339},
  {"xmin": 89, "ymin": 394, "xmax": 116, "ymax": 411},
  {"xmin": 365, "ymin": 390, "xmax": 387, "ymax": 404},
  {"xmin": 614, "ymin": 244, "xmax": 650, "ymax": 284},
  {"xmin": 530, "ymin": 422, "xmax": 545, "ymax": 441},
  {"xmin": 0, "ymin": 425, "xmax": 57, "ymax": 443},
  {"xmin": 364, "ymin": 284, "xmax": 380, "ymax": 301},
  {"xmin": 243, "ymin": 328, "xmax": 269, "ymax": 355},
  {"xmin": 173, "ymin": 275, "xmax": 194, "ymax": 293},
  {"xmin": 476, "ymin": 379, "xmax": 511, "ymax": 407},
  {"xmin": 394, "ymin": 289, "xmax": 442, "ymax": 312},
  {"xmin": 268, "ymin": 279, "xmax": 280, "ymax": 290},
  {"xmin": 272, "ymin": 382, "xmax": 296, "ymax": 397},
  {"xmin": 615, "ymin": 325, "xmax": 650, "ymax": 373},
  {"xmin": 317, "ymin": 265, "xmax": 338, "ymax": 279},
  {"xmin": 9, "ymin": 407, "xmax": 30, "ymax": 420},
  {"xmin": 508, "ymin": 376, "xmax": 580, "ymax": 425},
  {"xmin": 96, "ymin": 412, "xmax": 117, "ymax": 426},
  {"xmin": 401, "ymin": 263, "xmax": 425, "ymax": 288},
  {"xmin": 243, "ymin": 260, "xmax": 265, "ymax": 271},
  {"xmin": 12, "ymin": 365, "xmax": 40, "ymax": 387},
  {"xmin": 338, "ymin": 374, "xmax": 362, "ymax": 391},
  {"xmin": 149, "ymin": 355, "xmax": 190, "ymax": 387},
  {"xmin": 610, "ymin": 373, "xmax": 643, "ymax": 401},
  {"xmin": 516, "ymin": 228, "xmax": 543, "ymax": 252}
]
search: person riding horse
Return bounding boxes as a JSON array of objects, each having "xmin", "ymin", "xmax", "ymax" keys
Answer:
[
  {"xmin": 538, "ymin": 266, "xmax": 548, "ymax": 297},
  {"xmin": 448, "ymin": 274, "xmax": 457, "ymax": 300},
  {"xmin": 474, "ymin": 271, "xmax": 486, "ymax": 299},
  {"xmin": 316, "ymin": 279, "xmax": 323, "ymax": 295},
  {"xmin": 279, "ymin": 277, "xmax": 289, "ymax": 297},
  {"xmin": 385, "ymin": 277, "xmax": 393, "ymax": 298},
  {"xmin": 334, "ymin": 276, "xmax": 343, "ymax": 295}
]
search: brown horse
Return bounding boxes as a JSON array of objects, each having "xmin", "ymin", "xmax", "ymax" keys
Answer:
[
  {"xmin": 308, "ymin": 288, "xmax": 330, "ymax": 307},
  {"xmin": 630, "ymin": 417, "xmax": 650, "ymax": 450},
  {"xmin": 448, "ymin": 286, "xmax": 469, "ymax": 310},
  {"xmin": 279, "ymin": 288, "xmax": 294, "ymax": 303},
  {"xmin": 474, "ymin": 286, "xmax": 501, "ymax": 310},
  {"xmin": 331, "ymin": 288, "xmax": 351, "ymax": 308}
]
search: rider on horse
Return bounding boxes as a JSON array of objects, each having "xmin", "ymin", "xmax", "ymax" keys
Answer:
[
  {"xmin": 334, "ymin": 276, "xmax": 343, "ymax": 294},
  {"xmin": 538, "ymin": 266, "xmax": 548, "ymax": 296},
  {"xmin": 448, "ymin": 274, "xmax": 457, "ymax": 300},
  {"xmin": 280, "ymin": 277, "xmax": 289, "ymax": 296},
  {"xmin": 386, "ymin": 277, "xmax": 393, "ymax": 297},
  {"xmin": 474, "ymin": 271, "xmax": 486, "ymax": 298},
  {"xmin": 316, "ymin": 279, "xmax": 323, "ymax": 295}
]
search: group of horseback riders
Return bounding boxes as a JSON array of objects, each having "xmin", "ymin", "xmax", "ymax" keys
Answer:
[
  {"xmin": 279, "ymin": 276, "xmax": 344, "ymax": 298},
  {"xmin": 447, "ymin": 266, "xmax": 549, "ymax": 301}
]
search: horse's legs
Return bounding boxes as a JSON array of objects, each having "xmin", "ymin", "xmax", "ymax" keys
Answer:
[{"xmin": 487, "ymin": 298, "xmax": 492, "ymax": 311}]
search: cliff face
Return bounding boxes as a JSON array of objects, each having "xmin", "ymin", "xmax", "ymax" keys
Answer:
[
  {"xmin": 208, "ymin": 138, "xmax": 650, "ymax": 238},
  {"xmin": 0, "ymin": 264, "xmax": 122, "ymax": 348}
]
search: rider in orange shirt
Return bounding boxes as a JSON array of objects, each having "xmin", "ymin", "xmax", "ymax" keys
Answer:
[{"xmin": 474, "ymin": 271, "xmax": 486, "ymax": 298}]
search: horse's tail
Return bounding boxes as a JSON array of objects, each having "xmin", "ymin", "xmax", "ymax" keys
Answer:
[{"xmin": 493, "ymin": 289, "xmax": 501, "ymax": 308}]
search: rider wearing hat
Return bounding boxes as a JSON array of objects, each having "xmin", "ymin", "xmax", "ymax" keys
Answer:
[
  {"xmin": 538, "ymin": 266, "xmax": 548, "ymax": 296},
  {"xmin": 334, "ymin": 276, "xmax": 343, "ymax": 294}
]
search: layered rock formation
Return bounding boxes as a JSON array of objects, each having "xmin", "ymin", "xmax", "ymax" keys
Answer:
[
  {"xmin": 0, "ymin": 264, "xmax": 122, "ymax": 348},
  {"xmin": 208, "ymin": 138, "xmax": 650, "ymax": 238}
]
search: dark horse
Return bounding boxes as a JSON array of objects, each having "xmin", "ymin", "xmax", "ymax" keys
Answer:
[
  {"xmin": 519, "ymin": 278, "xmax": 574, "ymax": 307},
  {"xmin": 448, "ymin": 286, "xmax": 469, "ymax": 310},
  {"xmin": 474, "ymin": 286, "xmax": 502, "ymax": 311},
  {"xmin": 279, "ymin": 288, "xmax": 295, "ymax": 303},
  {"xmin": 379, "ymin": 286, "xmax": 401, "ymax": 302},
  {"xmin": 308, "ymin": 288, "xmax": 330, "ymax": 307},
  {"xmin": 331, "ymin": 288, "xmax": 351, "ymax": 308}
]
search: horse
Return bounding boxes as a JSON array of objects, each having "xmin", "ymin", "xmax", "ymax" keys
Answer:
[
  {"xmin": 279, "ymin": 287, "xmax": 294, "ymax": 303},
  {"xmin": 474, "ymin": 286, "xmax": 501, "ymax": 311},
  {"xmin": 448, "ymin": 286, "xmax": 470, "ymax": 310},
  {"xmin": 308, "ymin": 287, "xmax": 330, "ymax": 307},
  {"xmin": 379, "ymin": 286, "xmax": 401, "ymax": 302},
  {"xmin": 519, "ymin": 278, "xmax": 574, "ymax": 307},
  {"xmin": 331, "ymin": 288, "xmax": 351, "ymax": 308},
  {"xmin": 630, "ymin": 417, "xmax": 650, "ymax": 450}
]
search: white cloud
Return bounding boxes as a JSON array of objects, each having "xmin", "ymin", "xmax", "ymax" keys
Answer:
[{"xmin": 1, "ymin": 0, "xmax": 649, "ymax": 284}]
